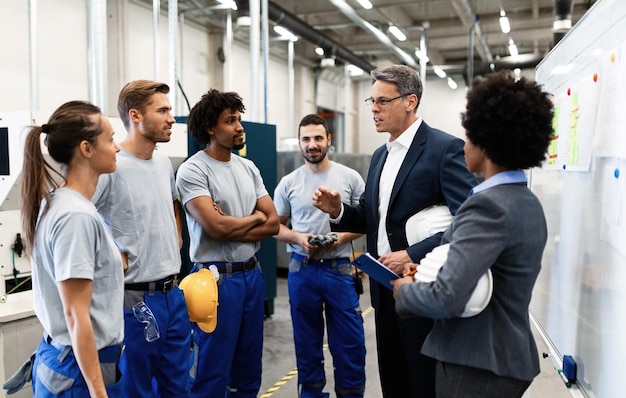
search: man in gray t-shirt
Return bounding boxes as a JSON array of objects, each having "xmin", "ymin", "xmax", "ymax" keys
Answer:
[
  {"xmin": 176, "ymin": 89, "xmax": 279, "ymax": 398},
  {"xmin": 93, "ymin": 80, "xmax": 191, "ymax": 397},
  {"xmin": 273, "ymin": 114, "xmax": 366, "ymax": 398}
]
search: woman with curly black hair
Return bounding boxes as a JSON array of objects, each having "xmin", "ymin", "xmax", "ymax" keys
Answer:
[{"xmin": 391, "ymin": 69, "xmax": 553, "ymax": 398}]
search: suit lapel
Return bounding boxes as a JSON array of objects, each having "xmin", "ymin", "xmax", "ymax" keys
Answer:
[
  {"xmin": 389, "ymin": 123, "xmax": 428, "ymax": 206},
  {"xmin": 369, "ymin": 148, "xmax": 388, "ymax": 222}
]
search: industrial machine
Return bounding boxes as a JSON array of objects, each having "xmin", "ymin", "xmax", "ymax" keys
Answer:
[{"xmin": 0, "ymin": 111, "xmax": 39, "ymax": 297}]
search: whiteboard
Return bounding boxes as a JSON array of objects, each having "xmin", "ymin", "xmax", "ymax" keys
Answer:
[{"xmin": 531, "ymin": 0, "xmax": 626, "ymax": 396}]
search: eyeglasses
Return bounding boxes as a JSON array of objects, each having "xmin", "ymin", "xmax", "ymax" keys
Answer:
[{"xmin": 364, "ymin": 94, "xmax": 410, "ymax": 106}]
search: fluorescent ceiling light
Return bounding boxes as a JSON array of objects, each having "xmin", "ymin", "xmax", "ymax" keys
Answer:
[
  {"xmin": 499, "ymin": 10, "xmax": 510, "ymax": 33},
  {"xmin": 388, "ymin": 25, "xmax": 407, "ymax": 42},
  {"xmin": 508, "ymin": 39, "xmax": 518, "ymax": 56},
  {"xmin": 414, "ymin": 49, "xmax": 429, "ymax": 63},
  {"xmin": 553, "ymin": 19, "xmax": 572, "ymax": 32},
  {"xmin": 273, "ymin": 25, "xmax": 298, "ymax": 41},
  {"xmin": 237, "ymin": 16, "xmax": 251, "ymax": 26},
  {"xmin": 315, "ymin": 47, "xmax": 325, "ymax": 56},
  {"xmin": 447, "ymin": 77, "xmax": 458, "ymax": 90},
  {"xmin": 433, "ymin": 65, "xmax": 446, "ymax": 78},
  {"xmin": 356, "ymin": 0, "xmax": 373, "ymax": 10},
  {"xmin": 217, "ymin": 0, "xmax": 237, "ymax": 10},
  {"xmin": 347, "ymin": 64, "xmax": 364, "ymax": 76},
  {"xmin": 321, "ymin": 58, "xmax": 336, "ymax": 67}
]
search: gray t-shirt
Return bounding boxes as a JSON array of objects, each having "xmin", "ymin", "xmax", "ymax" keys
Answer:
[
  {"xmin": 93, "ymin": 148, "xmax": 181, "ymax": 283},
  {"xmin": 32, "ymin": 188, "xmax": 124, "ymax": 349},
  {"xmin": 176, "ymin": 150, "xmax": 269, "ymax": 263},
  {"xmin": 274, "ymin": 161, "xmax": 364, "ymax": 258}
]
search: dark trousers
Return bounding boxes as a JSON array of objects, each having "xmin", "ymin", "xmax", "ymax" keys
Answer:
[
  {"xmin": 436, "ymin": 361, "xmax": 531, "ymax": 398},
  {"xmin": 371, "ymin": 280, "xmax": 436, "ymax": 398}
]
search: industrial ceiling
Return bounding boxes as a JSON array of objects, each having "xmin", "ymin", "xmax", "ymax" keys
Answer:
[{"xmin": 137, "ymin": 0, "xmax": 596, "ymax": 81}]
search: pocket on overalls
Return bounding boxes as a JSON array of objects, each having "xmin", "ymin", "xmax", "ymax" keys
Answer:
[
  {"xmin": 101, "ymin": 362, "xmax": 121, "ymax": 386},
  {"xmin": 123, "ymin": 289, "xmax": 145, "ymax": 310},
  {"xmin": 288, "ymin": 257, "xmax": 303, "ymax": 272},
  {"xmin": 34, "ymin": 340, "xmax": 82, "ymax": 396},
  {"xmin": 337, "ymin": 262, "xmax": 353, "ymax": 276},
  {"xmin": 105, "ymin": 377, "xmax": 123, "ymax": 397},
  {"xmin": 35, "ymin": 361, "xmax": 77, "ymax": 395},
  {"xmin": 100, "ymin": 344, "xmax": 124, "ymax": 397}
]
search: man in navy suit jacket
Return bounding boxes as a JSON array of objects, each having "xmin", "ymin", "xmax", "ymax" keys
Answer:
[{"xmin": 314, "ymin": 65, "xmax": 476, "ymax": 397}]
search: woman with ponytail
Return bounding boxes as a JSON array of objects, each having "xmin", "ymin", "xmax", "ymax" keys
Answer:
[{"xmin": 20, "ymin": 101, "xmax": 124, "ymax": 397}]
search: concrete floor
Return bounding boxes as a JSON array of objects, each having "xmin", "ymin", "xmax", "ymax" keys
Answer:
[{"xmin": 259, "ymin": 271, "xmax": 574, "ymax": 398}]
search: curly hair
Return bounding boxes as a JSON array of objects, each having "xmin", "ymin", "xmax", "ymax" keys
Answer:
[
  {"xmin": 461, "ymin": 70, "xmax": 553, "ymax": 169},
  {"xmin": 187, "ymin": 89, "xmax": 246, "ymax": 146}
]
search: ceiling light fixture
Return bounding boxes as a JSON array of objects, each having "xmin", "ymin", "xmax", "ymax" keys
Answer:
[
  {"xmin": 217, "ymin": 0, "xmax": 237, "ymax": 10},
  {"xmin": 237, "ymin": 15, "xmax": 251, "ymax": 27},
  {"xmin": 499, "ymin": 10, "xmax": 510, "ymax": 33},
  {"xmin": 447, "ymin": 77, "xmax": 458, "ymax": 90},
  {"xmin": 273, "ymin": 25, "xmax": 298, "ymax": 42},
  {"xmin": 236, "ymin": 0, "xmax": 250, "ymax": 26},
  {"xmin": 388, "ymin": 25, "xmax": 407, "ymax": 42},
  {"xmin": 355, "ymin": 0, "xmax": 373, "ymax": 10},
  {"xmin": 321, "ymin": 57, "xmax": 336, "ymax": 68},
  {"xmin": 414, "ymin": 49, "xmax": 429, "ymax": 63},
  {"xmin": 433, "ymin": 65, "xmax": 446, "ymax": 78},
  {"xmin": 508, "ymin": 38, "xmax": 518, "ymax": 56},
  {"xmin": 347, "ymin": 64, "xmax": 364, "ymax": 76},
  {"xmin": 315, "ymin": 47, "xmax": 325, "ymax": 56}
]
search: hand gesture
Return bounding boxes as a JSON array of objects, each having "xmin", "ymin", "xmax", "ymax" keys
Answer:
[{"xmin": 312, "ymin": 186, "xmax": 342, "ymax": 218}]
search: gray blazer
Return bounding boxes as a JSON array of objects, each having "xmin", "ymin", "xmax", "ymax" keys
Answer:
[{"xmin": 395, "ymin": 182, "xmax": 546, "ymax": 381}]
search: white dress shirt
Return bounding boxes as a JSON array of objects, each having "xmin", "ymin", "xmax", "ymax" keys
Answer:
[
  {"xmin": 330, "ymin": 118, "xmax": 422, "ymax": 256},
  {"xmin": 376, "ymin": 118, "xmax": 421, "ymax": 255}
]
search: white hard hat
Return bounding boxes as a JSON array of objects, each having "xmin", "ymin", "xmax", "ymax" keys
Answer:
[
  {"xmin": 405, "ymin": 204, "xmax": 454, "ymax": 245},
  {"xmin": 415, "ymin": 243, "xmax": 492, "ymax": 318}
]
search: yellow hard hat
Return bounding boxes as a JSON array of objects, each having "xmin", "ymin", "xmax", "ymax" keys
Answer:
[{"xmin": 179, "ymin": 269, "xmax": 219, "ymax": 333}]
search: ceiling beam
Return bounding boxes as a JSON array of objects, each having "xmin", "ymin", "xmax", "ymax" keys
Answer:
[{"xmin": 450, "ymin": 0, "xmax": 493, "ymax": 63}]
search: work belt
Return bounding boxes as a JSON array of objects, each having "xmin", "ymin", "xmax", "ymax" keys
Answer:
[
  {"xmin": 124, "ymin": 275, "xmax": 178, "ymax": 293},
  {"xmin": 291, "ymin": 252, "xmax": 351, "ymax": 269},
  {"xmin": 196, "ymin": 256, "xmax": 257, "ymax": 274}
]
